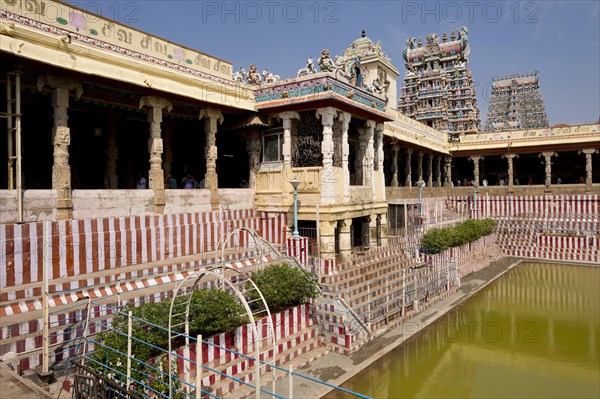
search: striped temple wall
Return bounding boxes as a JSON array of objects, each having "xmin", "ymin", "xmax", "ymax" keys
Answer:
[
  {"xmin": 0, "ymin": 209, "xmax": 288, "ymax": 371},
  {"xmin": 447, "ymin": 194, "xmax": 600, "ymax": 220},
  {"xmin": 0, "ymin": 210, "xmax": 287, "ymax": 300},
  {"xmin": 446, "ymin": 194, "xmax": 600, "ymax": 264}
]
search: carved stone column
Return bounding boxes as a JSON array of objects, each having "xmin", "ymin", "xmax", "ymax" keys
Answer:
[
  {"xmin": 444, "ymin": 156, "xmax": 452, "ymax": 187},
  {"xmin": 319, "ymin": 220, "xmax": 337, "ymax": 261},
  {"xmin": 427, "ymin": 153, "xmax": 433, "ymax": 187},
  {"xmin": 104, "ymin": 114, "xmax": 119, "ymax": 189},
  {"xmin": 405, "ymin": 148, "xmax": 413, "ymax": 187},
  {"xmin": 357, "ymin": 128, "xmax": 367, "ymax": 185},
  {"xmin": 37, "ymin": 75, "xmax": 83, "ymax": 220},
  {"xmin": 503, "ymin": 153, "xmax": 519, "ymax": 193},
  {"xmin": 391, "ymin": 144, "xmax": 400, "ymax": 187},
  {"xmin": 369, "ymin": 214, "xmax": 378, "ymax": 247},
  {"xmin": 316, "ymin": 107, "xmax": 337, "ymax": 204},
  {"xmin": 199, "ymin": 108, "xmax": 224, "ymax": 210},
  {"xmin": 245, "ymin": 130, "xmax": 261, "ymax": 189},
  {"xmin": 374, "ymin": 123, "xmax": 385, "ymax": 201},
  {"xmin": 338, "ymin": 218, "xmax": 352, "ymax": 261},
  {"xmin": 417, "ymin": 151, "xmax": 424, "ymax": 183},
  {"xmin": 579, "ymin": 149, "xmax": 598, "ymax": 192},
  {"xmin": 279, "ymin": 111, "xmax": 299, "ymax": 168},
  {"xmin": 539, "ymin": 152, "xmax": 557, "ymax": 192},
  {"xmin": 140, "ymin": 96, "xmax": 172, "ymax": 213},
  {"xmin": 338, "ymin": 112, "xmax": 351, "ymax": 202},
  {"xmin": 469, "ymin": 155, "xmax": 482, "ymax": 188},
  {"xmin": 378, "ymin": 213, "xmax": 388, "ymax": 246},
  {"xmin": 435, "ymin": 155, "xmax": 442, "ymax": 187},
  {"xmin": 364, "ymin": 121, "xmax": 375, "ymax": 189}
]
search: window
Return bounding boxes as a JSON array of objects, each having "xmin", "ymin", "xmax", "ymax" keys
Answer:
[{"xmin": 261, "ymin": 128, "xmax": 283, "ymax": 163}]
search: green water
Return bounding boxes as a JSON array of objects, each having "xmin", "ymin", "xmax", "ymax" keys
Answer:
[{"xmin": 325, "ymin": 263, "xmax": 600, "ymax": 399}]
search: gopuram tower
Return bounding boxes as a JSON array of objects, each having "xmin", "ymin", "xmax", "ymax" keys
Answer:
[
  {"xmin": 398, "ymin": 27, "xmax": 481, "ymax": 142},
  {"xmin": 485, "ymin": 71, "xmax": 549, "ymax": 131}
]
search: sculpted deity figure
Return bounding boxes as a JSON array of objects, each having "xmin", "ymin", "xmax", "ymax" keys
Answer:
[
  {"xmin": 318, "ymin": 49, "xmax": 337, "ymax": 73},
  {"xmin": 246, "ymin": 64, "xmax": 262, "ymax": 85}
]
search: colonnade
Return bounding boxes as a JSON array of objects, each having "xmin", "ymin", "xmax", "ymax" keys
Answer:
[{"xmin": 37, "ymin": 75, "xmax": 228, "ymax": 217}]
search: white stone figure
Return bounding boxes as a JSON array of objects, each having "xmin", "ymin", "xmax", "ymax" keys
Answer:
[
  {"xmin": 233, "ymin": 67, "xmax": 246, "ymax": 82},
  {"xmin": 262, "ymin": 69, "xmax": 281, "ymax": 83},
  {"xmin": 297, "ymin": 57, "xmax": 316, "ymax": 77}
]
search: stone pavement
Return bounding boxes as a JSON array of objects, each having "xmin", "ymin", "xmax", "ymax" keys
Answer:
[
  {"xmin": 271, "ymin": 256, "xmax": 522, "ymax": 399},
  {"xmin": 0, "ymin": 362, "xmax": 55, "ymax": 399}
]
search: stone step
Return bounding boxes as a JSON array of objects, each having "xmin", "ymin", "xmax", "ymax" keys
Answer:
[
  {"xmin": 220, "ymin": 344, "xmax": 330, "ymax": 399},
  {"xmin": 210, "ymin": 331, "xmax": 326, "ymax": 398}
]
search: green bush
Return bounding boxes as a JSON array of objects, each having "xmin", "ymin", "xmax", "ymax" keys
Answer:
[
  {"xmin": 88, "ymin": 288, "xmax": 245, "ymax": 391},
  {"xmin": 188, "ymin": 288, "xmax": 246, "ymax": 337},
  {"xmin": 248, "ymin": 264, "xmax": 320, "ymax": 313},
  {"xmin": 421, "ymin": 218, "xmax": 496, "ymax": 254}
]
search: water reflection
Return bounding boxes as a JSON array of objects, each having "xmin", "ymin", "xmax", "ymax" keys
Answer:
[{"xmin": 325, "ymin": 262, "xmax": 600, "ymax": 399}]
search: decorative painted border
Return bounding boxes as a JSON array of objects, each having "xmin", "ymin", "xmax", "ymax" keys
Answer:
[
  {"xmin": 254, "ymin": 75, "xmax": 386, "ymax": 112},
  {"xmin": 1, "ymin": 10, "xmax": 236, "ymax": 88}
]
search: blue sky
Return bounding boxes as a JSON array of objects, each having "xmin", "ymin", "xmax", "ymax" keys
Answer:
[{"xmin": 72, "ymin": 1, "xmax": 599, "ymax": 126}]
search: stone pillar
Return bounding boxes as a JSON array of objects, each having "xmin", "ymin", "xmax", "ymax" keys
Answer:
[
  {"xmin": 580, "ymin": 149, "xmax": 598, "ymax": 192},
  {"xmin": 378, "ymin": 213, "xmax": 388, "ymax": 246},
  {"xmin": 503, "ymin": 153, "xmax": 519, "ymax": 193},
  {"xmin": 140, "ymin": 96, "xmax": 172, "ymax": 213},
  {"xmin": 539, "ymin": 152, "xmax": 557, "ymax": 192},
  {"xmin": 199, "ymin": 108, "xmax": 224, "ymax": 210},
  {"xmin": 435, "ymin": 155, "xmax": 442, "ymax": 187},
  {"xmin": 316, "ymin": 107, "xmax": 337, "ymax": 204},
  {"xmin": 469, "ymin": 155, "xmax": 482, "ymax": 188},
  {"xmin": 417, "ymin": 151, "xmax": 424, "ymax": 182},
  {"xmin": 444, "ymin": 156, "xmax": 452, "ymax": 187},
  {"xmin": 374, "ymin": 123, "xmax": 385, "ymax": 201},
  {"xmin": 245, "ymin": 130, "xmax": 260, "ymax": 189},
  {"xmin": 369, "ymin": 214, "xmax": 378, "ymax": 247},
  {"xmin": 319, "ymin": 220, "xmax": 337, "ymax": 261},
  {"xmin": 338, "ymin": 218, "xmax": 352, "ymax": 261},
  {"xmin": 279, "ymin": 111, "xmax": 299, "ymax": 168},
  {"xmin": 391, "ymin": 144, "xmax": 400, "ymax": 187},
  {"xmin": 364, "ymin": 121, "xmax": 375, "ymax": 188},
  {"xmin": 427, "ymin": 153, "xmax": 433, "ymax": 187},
  {"xmin": 104, "ymin": 114, "xmax": 119, "ymax": 189},
  {"xmin": 338, "ymin": 112, "xmax": 352, "ymax": 202},
  {"xmin": 405, "ymin": 148, "xmax": 413, "ymax": 187},
  {"xmin": 37, "ymin": 75, "xmax": 83, "ymax": 220}
]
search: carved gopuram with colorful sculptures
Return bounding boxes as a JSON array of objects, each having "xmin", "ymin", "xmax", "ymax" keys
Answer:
[
  {"xmin": 398, "ymin": 27, "xmax": 481, "ymax": 142},
  {"xmin": 485, "ymin": 71, "xmax": 549, "ymax": 132}
]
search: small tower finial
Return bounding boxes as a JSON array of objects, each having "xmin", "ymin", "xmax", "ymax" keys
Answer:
[{"xmin": 361, "ymin": 30, "xmax": 366, "ymax": 38}]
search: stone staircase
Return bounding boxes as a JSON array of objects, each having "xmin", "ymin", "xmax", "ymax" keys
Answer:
[
  {"xmin": 495, "ymin": 217, "xmax": 599, "ymax": 263},
  {"xmin": 314, "ymin": 239, "xmax": 448, "ymax": 355}
]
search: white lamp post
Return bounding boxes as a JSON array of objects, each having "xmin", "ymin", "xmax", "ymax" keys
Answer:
[{"xmin": 290, "ymin": 177, "xmax": 300, "ymax": 237}]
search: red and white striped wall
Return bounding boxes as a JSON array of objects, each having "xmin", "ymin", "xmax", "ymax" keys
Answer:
[
  {"xmin": 0, "ymin": 209, "xmax": 287, "ymax": 301},
  {"xmin": 447, "ymin": 194, "xmax": 599, "ymax": 221}
]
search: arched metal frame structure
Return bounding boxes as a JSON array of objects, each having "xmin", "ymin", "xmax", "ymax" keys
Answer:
[
  {"xmin": 217, "ymin": 226, "xmax": 302, "ymax": 270},
  {"xmin": 168, "ymin": 266, "xmax": 275, "ymax": 399}
]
